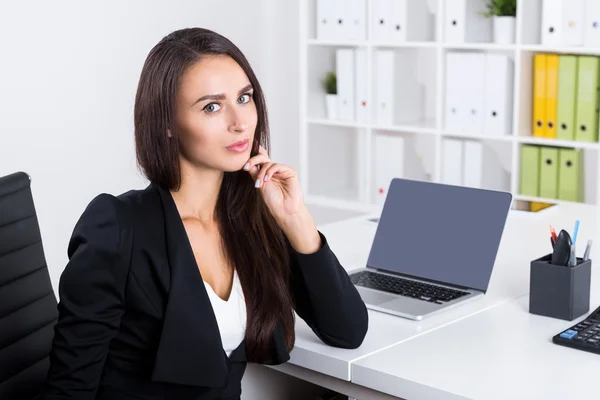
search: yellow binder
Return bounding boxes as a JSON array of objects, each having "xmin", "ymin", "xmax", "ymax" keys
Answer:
[
  {"xmin": 545, "ymin": 55, "xmax": 559, "ymax": 138},
  {"xmin": 533, "ymin": 54, "xmax": 547, "ymax": 138}
]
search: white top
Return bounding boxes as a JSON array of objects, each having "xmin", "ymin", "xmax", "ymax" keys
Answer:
[{"xmin": 204, "ymin": 270, "xmax": 247, "ymax": 357}]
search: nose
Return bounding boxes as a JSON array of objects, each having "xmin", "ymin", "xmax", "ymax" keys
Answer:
[{"xmin": 228, "ymin": 106, "xmax": 248, "ymax": 134}]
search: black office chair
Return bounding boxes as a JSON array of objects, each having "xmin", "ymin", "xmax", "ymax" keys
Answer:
[{"xmin": 0, "ymin": 172, "xmax": 58, "ymax": 399}]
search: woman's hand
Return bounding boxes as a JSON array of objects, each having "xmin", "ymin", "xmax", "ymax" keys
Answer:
[{"xmin": 243, "ymin": 146, "xmax": 321, "ymax": 254}]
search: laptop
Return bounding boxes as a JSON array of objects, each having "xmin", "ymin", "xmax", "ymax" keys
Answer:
[{"xmin": 349, "ymin": 178, "xmax": 513, "ymax": 320}]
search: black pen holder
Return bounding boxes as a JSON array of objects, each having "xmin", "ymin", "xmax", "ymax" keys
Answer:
[{"xmin": 529, "ymin": 254, "xmax": 591, "ymax": 321}]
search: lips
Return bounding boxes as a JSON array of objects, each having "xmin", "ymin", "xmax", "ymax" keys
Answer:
[{"xmin": 226, "ymin": 138, "xmax": 249, "ymax": 153}]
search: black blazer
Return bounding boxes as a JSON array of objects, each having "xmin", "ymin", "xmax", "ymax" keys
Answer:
[{"xmin": 41, "ymin": 182, "xmax": 368, "ymax": 400}]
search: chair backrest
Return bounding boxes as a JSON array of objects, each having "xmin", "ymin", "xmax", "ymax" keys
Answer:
[{"xmin": 0, "ymin": 172, "xmax": 58, "ymax": 399}]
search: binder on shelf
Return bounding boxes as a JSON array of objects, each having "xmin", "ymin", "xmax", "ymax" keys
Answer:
[
  {"xmin": 575, "ymin": 56, "xmax": 600, "ymax": 142},
  {"xmin": 371, "ymin": 0, "xmax": 433, "ymax": 43},
  {"xmin": 556, "ymin": 55, "xmax": 579, "ymax": 141},
  {"xmin": 533, "ymin": 54, "xmax": 547, "ymax": 138},
  {"xmin": 354, "ymin": 48, "xmax": 368, "ymax": 123},
  {"xmin": 316, "ymin": 0, "xmax": 336, "ymax": 40},
  {"xmin": 539, "ymin": 147, "xmax": 559, "ymax": 199},
  {"xmin": 463, "ymin": 141, "xmax": 508, "ymax": 190},
  {"xmin": 374, "ymin": 134, "xmax": 405, "ymax": 205},
  {"xmin": 441, "ymin": 138, "xmax": 464, "ymax": 186},
  {"xmin": 562, "ymin": 0, "xmax": 585, "ymax": 46},
  {"xmin": 484, "ymin": 54, "xmax": 514, "ymax": 136},
  {"xmin": 520, "ymin": 145, "xmax": 540, "ymax": 197},
  {"xmin": 444, "ymin": 0, "xmax": 492, "ymax": 44},
  {"xmin": 584, "ymin": 0, "xmax": 600, "ymax": 47},
  {"xmin": 375, "ymin": 50, "xmax": 394, "ymax": 125},
  {"xmin": 541, "ymin": 0, "xmax": 563, "ymax": 46},
  {"xmin": 336, "ymin": 48, "xmax": 355, "ymax": 121},
  {"xmin": 557, "ymin": 148, "xmax": 583, "ymax": 202},
  {"xmin": 371, "ymin": 0, "xmax": 391, "ymax": 43},
  {"xmin": 445, "ymin": 52, "xmax": 465, "ymax": 132},
  {"xmin": 545, "ymin": 54, "xmax": 559, "ymax": 139},
  {"xmin": 464, "ymin": 53, "xmax": 486, "ymax": 134},
  {"xmin": 345, "ymin": 0, "xmax": 367, "ymax": 41}
]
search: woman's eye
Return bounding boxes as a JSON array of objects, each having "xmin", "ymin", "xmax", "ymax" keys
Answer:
[
  {"xmin": 238, "ymin": 94, "xmax": 251, "ymax": 104},
  {"xmin": 204, "ymin": 103, "xmax": 221, "ymax": 113}
]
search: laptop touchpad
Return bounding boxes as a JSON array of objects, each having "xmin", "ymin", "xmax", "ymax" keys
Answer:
[{"xmin": 356, "ymin": 287, "xmax": 397, "ymax": 305}]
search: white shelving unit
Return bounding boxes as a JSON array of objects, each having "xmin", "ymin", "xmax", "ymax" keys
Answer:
[{"xmin": 299, "ymin": 0, "xmax": 600, "ymax": 214}]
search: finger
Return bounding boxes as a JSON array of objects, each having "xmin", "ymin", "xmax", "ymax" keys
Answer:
[
  {"xmin": 262, "ymin": 163, "xmax": 291, "ymax": 183},
  {"xmin": 255, "ymin": 162, "xmax": 273, "ymax": 188},
  {"xmin": 242, "ymin": 153, "xmax": 270, "ymax": 173}
]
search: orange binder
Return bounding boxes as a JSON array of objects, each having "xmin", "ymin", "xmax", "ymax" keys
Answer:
[
  {"xmin": 533, "ymin": 54, "xmax": 547, "ymax": 137},
  {"xmin": 545, "ymin": 54, "xmax": 559, "ymax": 138}
]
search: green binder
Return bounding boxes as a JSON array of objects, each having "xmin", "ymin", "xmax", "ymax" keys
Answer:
[
  {"xmin": 574, "ymin": 56, "xmax": 600, "ymax": 142},
  {"xmin": 520, "ymin": 145, "xmax": 540, "ymax": 197},
  {"xmin": 539, "ymin": 147, "xmax": 559, "ymax": 199},
  {"xmin": 557, "ymin": 56, "xmax": 578, "ymax": 141},
  {"xmin": 558, "ymin": 148, "xmax": 583, "ymax": 202}
]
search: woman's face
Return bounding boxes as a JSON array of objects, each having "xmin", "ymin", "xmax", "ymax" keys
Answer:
[{"xmin": 173, "ymin": 55, "xmax": 258, "ymax": 172}]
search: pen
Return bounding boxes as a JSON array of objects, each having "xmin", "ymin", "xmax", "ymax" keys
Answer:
[
  {"xmin": 584, "ymin": 239, "xmax": 593, "ymax": 261},
  {"xmin": 569, "ymin": 244, "xmax": 577, "ymax": 267},
  {"xmin": 550, "ymin": 224, "xmax": 558, "ymax": 243},
  {"xmin": 573, "ymin": 220, "xmax": 580, "ymax": 245}
]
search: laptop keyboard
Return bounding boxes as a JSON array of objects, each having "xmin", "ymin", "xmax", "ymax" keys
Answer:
[{"xmin": 350, "ymin": 270, "xmax": 469, "ymax": 304}]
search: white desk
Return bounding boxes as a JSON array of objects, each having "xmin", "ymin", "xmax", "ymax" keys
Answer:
[{"xmin": 270, "ymin": 203, "xmax": 598, "ymax": 399}]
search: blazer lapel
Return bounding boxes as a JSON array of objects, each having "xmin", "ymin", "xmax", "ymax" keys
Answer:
[{"xmin": 151, "ymin": 183, "xmax": 231, "ymax": 388}]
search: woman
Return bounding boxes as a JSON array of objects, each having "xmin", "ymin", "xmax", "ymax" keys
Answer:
[{"xmin": 42, "ymin": 27, "xmax": 368, "ymax": 400}]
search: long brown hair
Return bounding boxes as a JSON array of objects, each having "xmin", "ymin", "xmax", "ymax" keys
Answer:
[{"xmin": 133, "ymin": 28, "xmax": 295, "ymax": 362}]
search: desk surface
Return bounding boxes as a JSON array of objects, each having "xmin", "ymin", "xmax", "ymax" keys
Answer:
[{"xmin": 285, "ymin": 203, "xmax": 598, "ymax": 398}]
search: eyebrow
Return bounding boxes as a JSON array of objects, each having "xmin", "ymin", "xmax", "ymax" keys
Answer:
[{"xmin": 191, "ymin": 84, "xmax": 253, "ymax": 107}]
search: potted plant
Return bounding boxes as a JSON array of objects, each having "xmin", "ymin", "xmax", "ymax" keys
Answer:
[
  {"xmin": 482, "ymin": 0, "xmax": 517, "ymax": 44},
  {"xmin": 321, "ymin": 71, "xmax": 337, "ymax": 120}
]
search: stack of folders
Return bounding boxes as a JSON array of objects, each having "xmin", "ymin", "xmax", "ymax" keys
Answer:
[
  {"xmin": 441, "ymin": 138, "xmax": 509, "ymax": 191},
  {"xmin": 540, "ymin": 0, "xmax": 600, "ymax": 48},
  {"xmin": 520, "ymin": 145, "xmax": 583, "ymax": 204},
  {"xmin": 533, "ymin": 54, "xmax": 600, "ymax": 143},
  {"xmin": 334, "ymin": 48, "xmax": 397, "ymax": 125},
  {"xmin": 445, "ymin": 52, "xmax": 514, "ymax": 136},
  {"xmin": 316, "ymin": 0, "xmax": 433, "ymax": 43}
]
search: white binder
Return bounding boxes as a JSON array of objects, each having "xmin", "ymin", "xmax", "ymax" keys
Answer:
[
  {"xmin": 463, "ymin": 141, "xmax": 509, "ymax": 190},
  {"xmin": 584, "ymin": 0, "xmax": 600, "ymax": 47},
  {"xmin": 336, "ymin": 49, "xmax": 355, "ymax": 121},
  {"xmin": 484, "ymin": 54, "xmax": 514, "ymax": 136},
  {"xmin": 444, "ymin": 0, "xmax": 492, "ymax": 43},
  {"xmin": 541, "ymin": 0, "xmax": 563, "ymax": 46},
  {"xmin": 463, "ymin": 53, "xmax": 486, "ymax": 134},
  {"xmin": 344, "ymin": 0, "xmax": 367, "ymax": 41},
  {"xmin": 445, "ymin": 52, "xmax": 466, "ymax": 132},
  {"xmin": 316, "ymin": 0, "xmax": 336, "ymax": 40},
  {"xmin": 354, "ymin": 48, "xmax": 368, "ymax": 123},
  {"xmin": 563, "ymin": 0, "xmax": 585, "ymax": 46},
  {"xmin": 375, "ymin": 50, "xmax": 394, "ymax": 125},
  {"xmin": 371, "ymin": 0, "xmax": 392, "ymax": 43},
  {"xmin": 374, "ymin": 134, "xmax": 404, "ymax": 205},
  {"xmin": 441, "ymin": 138, "xmax": 464, "ymax": 186}
]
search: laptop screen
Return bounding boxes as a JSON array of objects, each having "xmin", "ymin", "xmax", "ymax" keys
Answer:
[{"xmin": 366, "ymin": 178, "xmax": 512, "ymax": 292}]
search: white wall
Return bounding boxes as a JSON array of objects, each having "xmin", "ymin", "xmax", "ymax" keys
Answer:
[{"xmin": 0, "ymin": 1, "xmax": 324, "ymax": 399}]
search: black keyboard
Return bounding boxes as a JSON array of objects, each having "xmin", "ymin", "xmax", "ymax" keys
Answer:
[
  {"xmin": 349, "ymin": 270, "xmax": 469, "ymax": 304},
  {"xmin": 553, "ymin": 305, "xmax": 600, "ymax": 354}
]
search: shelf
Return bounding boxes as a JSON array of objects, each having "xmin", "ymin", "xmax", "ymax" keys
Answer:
[
  {"xmin": 520, "ymin": 45, "xmax": 600, "ymax": 56},
  {"xmin": 443, "ymin": 43, "xmax": 517, "ymax": 52},
  {"xmin": 371, "ymin": 120, "xmax": 438, "ymax": 135},
  {"xmin": 517, "ymin": 136, "xmax": 600, "ymax": 150},
  {"xmin": 441, "ymin": 131, "xmax": 513, "ymax": 142},
  {"xmin": 307, "ymin": 39, "xmax": 367, "ymax": 47},
  {"xmin": 372, "ymin": 41, "xmax": 438, "ymax": 49},
  {"xmin": 308, "ymin": 118, "xmax": 369, "ymax": 129},
  {"xmin": 513, "ymin": 194, "xmax": 587, "ymax": 207}
]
